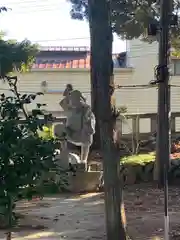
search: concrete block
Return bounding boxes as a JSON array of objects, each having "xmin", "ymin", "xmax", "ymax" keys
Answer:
[
  {"xmin": 88, "ymin": 163, "xmax": 102, "ymax": 171},
  {"xmin": 68, "ymin": 171, "xmax": 101, "ymax": 193}
]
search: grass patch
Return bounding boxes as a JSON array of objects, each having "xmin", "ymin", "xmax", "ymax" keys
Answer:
[{"xmin": 121, "ymin": 152, "xmax": 155, "ymax": 165}]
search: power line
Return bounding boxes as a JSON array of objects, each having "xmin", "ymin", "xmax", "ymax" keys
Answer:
[
  {"xmin": 5, "ymin": 4, "xmax": 63, "ymax": 10},
  {"xmin": 1, "ymin": 0, "xmax": 64, "ymax": 8},
  {"xmin": 0, "ymin": 83, "xmax": 180, "ymax": 95},
  {"xmin": 0, "ymin": 3, "xmax": 67, "ymax": 15},
  {"xmin": 0, "ymin": 35, "xmax": 157, "ymax": 58},
  {"xmin": 3, "ymin": 0, "xmax": 64, "ymax": 5},
  {"xmin": 0, "ymin": 7, "xmax": 63, "ymax": 15},
  {"xmin": 4, "ymin": 4, "xmax": 59, "ymax": 8},
  {"xmin": 0, "ymin": 1, "xmax": 69, "ymax": 14},
  {"xmin": 31, "ymin": 37, "xmax": 90, "ymax": 42}
]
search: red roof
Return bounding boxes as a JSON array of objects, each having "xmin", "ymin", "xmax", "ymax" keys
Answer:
[
  {"xmin": 32, "ymin": 55, "xmax": 90, "ymax": 69},
  {"xmin": 32, "ymin": 45, "xmax": 119, "ymax": 69}
]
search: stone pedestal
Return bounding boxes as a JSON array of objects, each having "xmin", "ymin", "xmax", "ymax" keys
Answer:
[
  {"xmin": 68, "ymin": 171, "xmax": 101, "ymax": 193},
  {"xmin": 76, "ymin": 163, "xmax": 87, "ymax": 171}
]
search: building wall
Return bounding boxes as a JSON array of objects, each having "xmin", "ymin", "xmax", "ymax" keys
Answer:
[
  {"xmin": 1, "ymin": 68, "xmax": 133, "ymax": 116},
  {"xmin": 128, "ymin": 39, "xmax": 180, "ymax": 114},
  {"xmin": 4, "ymin": 38, "xmax": 180, "ymax": 132},
  {"xmin": 127, "ymin": 39, "xmax": 159, "ymax": 114},
  {"xmin": 2, "ymin": 41, "xmax": 179, "ymax": 134}
]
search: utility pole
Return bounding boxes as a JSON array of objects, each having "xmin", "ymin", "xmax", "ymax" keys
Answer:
[
  {"xmin": 156, "ymin": 0, "xmax": 171, "ymax": 187},
  {"xmin": 88, "ymin": 0, "xmax": 127, "ymax": 239},
  {"xmin": 156, "ymin": 0, "xmax": 172, "ymax": 239}
]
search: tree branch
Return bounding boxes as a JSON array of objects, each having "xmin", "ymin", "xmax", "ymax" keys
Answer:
[{"xmin": 5, "ymin": 75, "xmax": 29, "ymax": 120}]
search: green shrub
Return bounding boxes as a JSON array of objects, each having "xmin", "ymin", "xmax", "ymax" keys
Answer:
[
  {"xmin": 121, "ymin": 153, "xmax": 155, "ymax": 165},
  {"xmin": 38, "ymin": 125, "xmax": 54, "ymax": 140},
  {"xmin": 0, "ymin": 76, "xmax": 64, "ymax": 239}
]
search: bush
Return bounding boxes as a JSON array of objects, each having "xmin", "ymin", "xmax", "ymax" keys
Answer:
[
  {"xmin": 38, "ymin": 125, "xmax": 54, "ymax": 140},
  {"xmin": 0, "ymin": 76, "xmax": 63, "ymax": 239},
  {"xmin": 121, "ymin": 153, "xmax": 155, "ymax": 165}
]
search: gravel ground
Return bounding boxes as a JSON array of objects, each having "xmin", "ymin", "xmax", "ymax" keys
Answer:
[{"xmin": 1, "ymin": 184, "xmax": 180, "ymax": 239}]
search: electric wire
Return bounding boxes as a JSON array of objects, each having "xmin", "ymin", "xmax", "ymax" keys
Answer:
[
  {"xmin": 2, "ymin": 0, "xmax": 64, "ymax": 5},
  {"xmin": 1, "ymin": 1, "xmax": 65, "ymax": 8},
  {"xmin": 3, "ymin": 4, "xmax": 62, "ymax": 10},
  {"xmin": 0, "ymin": 1, "xmax": 69, "ymax": 15},
  {"xmin": 32, "ymin": 37, "xmax": 90, "ymax": 42},
  {"xmin": 0, "ymin": 7, "xmax": 65, "ymax": 15},
  {"xmin": 0, "ymin": 83, "xmax": 180, "ymax": 95}
]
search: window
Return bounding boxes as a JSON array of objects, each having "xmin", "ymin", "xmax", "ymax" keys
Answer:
[{"xmin": 171, "ymin": 59, "xmax": 180, "ymax": 76}]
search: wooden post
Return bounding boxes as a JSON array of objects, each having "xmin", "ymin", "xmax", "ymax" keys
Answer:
[
  {"xmin": 171, "ymin": 115, "xmax": 175, "ymax": 133},
  {"xmin": 150, "ymin": 115, "xmax": 157, "ymax": 133}
]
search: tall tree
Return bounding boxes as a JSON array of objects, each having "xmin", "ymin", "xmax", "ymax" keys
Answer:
[
  {"xmin": 0, "ymin": 7, "xmax": 38, "ymax": 77},
  {"xmin": 88, "ymin": 0, "xmax": 127, "ymax": 239},
  {"xmin": 68, "ymin": 0, "xmax": 180, "ymax": 48},
  {"xmin": 68, "ymin": 0, "xmax": 179, "ymax": 147},
  {"xmin": 0, "ymin": 38, "xmax": 38, "ymax": 78}
]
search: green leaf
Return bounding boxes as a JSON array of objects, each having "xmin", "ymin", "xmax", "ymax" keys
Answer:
[
  {"xmin": 21, "ymin": 94, "xmax": 27, "ymax": 99},
  {"xmin": 36, "ymin": 92, "xmax": 44, "ymax": 95},
  {"xmin": 0, "ymin": 77, "xmax": 67, "ymax": 229},
  {"xmin": 30, "ymin": 94, "xmax": 36, "ymax": 100},
  {"xmin": 68, "ymin": 0, "xmax": 180, "ymax": 49}
]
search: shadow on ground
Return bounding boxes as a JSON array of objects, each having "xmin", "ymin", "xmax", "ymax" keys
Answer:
[{"xmin": 1, "ymin": 185, "xmax": 180, "ymax": 239}]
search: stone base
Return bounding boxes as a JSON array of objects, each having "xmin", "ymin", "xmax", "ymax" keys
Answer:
[
  {"xmin": 68, "ymin": 171, "xmax": 101, "ymax": 193},
  {"xmin": 76, "ymin": 163, "xmax": 87, "ymax": 172},
  {"xmin": 88, "ymin": 162, "xmax": 102, "ymax": 171}
]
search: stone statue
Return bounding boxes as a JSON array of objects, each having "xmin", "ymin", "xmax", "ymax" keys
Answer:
[
  {"xmin": 63, "ymin": 83, "xmax": 73, "ymax": 97},
  {"xmin": 54, "ymin": 88, "xmax": 95, "ymax": 170},
  {"xmin": 53, "ymin": 124, "xmax": 81, "ymax": 174}
]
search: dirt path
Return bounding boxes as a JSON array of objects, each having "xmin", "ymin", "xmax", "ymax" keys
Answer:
[
  {"xmin": 0, "ymin": 193, "xmax": 106, "ymax": 240},
  {"xmin": 1, "ymin": 184, "xmax": 180, "ymax": 239}
]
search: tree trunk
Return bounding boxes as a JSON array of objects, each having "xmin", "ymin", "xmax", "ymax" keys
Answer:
[
  {"xmin": 91, "ymin": 79, "xmax": 101, "ymax": 149},
  {"xmin": 88, "ymin": 0, "xmax": 127, "ymax": 239}
]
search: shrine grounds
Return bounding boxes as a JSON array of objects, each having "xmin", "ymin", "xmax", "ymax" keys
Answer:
[{"xmin": 1, "ymin": 184, "xmax": 180, "ymax": 240}]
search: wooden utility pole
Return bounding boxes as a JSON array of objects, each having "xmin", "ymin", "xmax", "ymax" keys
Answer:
[
  {"xmin": 88, "ymin": 0, "xmax": 127, "ymax": 239},
  {"xmin": 156, "ymin": 0, "xmax": 171, "ymax": 186},
  {"xmin": 156, "ymin": 0, "xmax": 171, "ymax": 238}
]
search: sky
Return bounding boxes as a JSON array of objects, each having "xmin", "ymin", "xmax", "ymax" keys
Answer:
[{"xmin": 0, "ymin": 0, "xmax": 126, "ymax": 53}]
